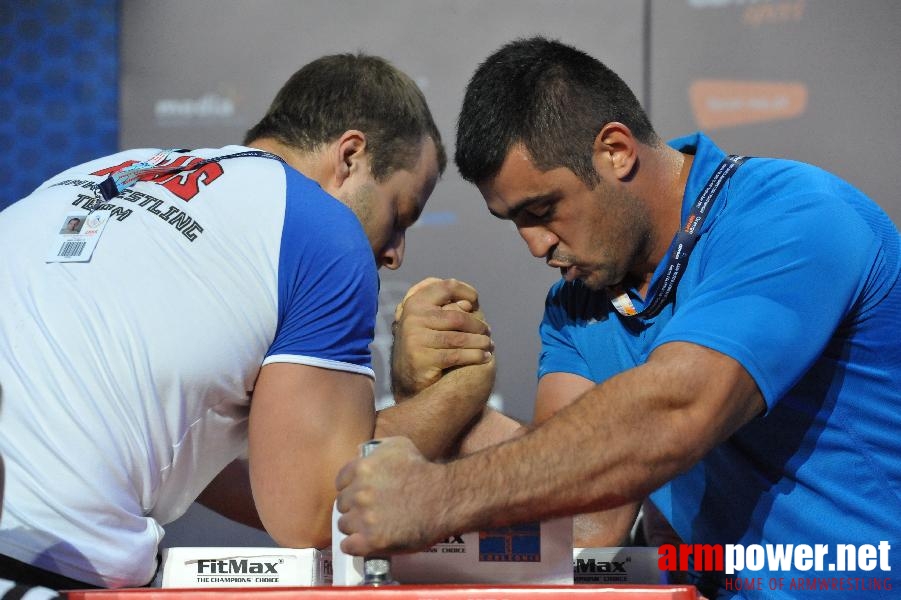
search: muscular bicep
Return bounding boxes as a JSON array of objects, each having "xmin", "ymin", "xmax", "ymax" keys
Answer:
[
  {"xmin": 248, "ymin": 362, "xmax": 375, "ymax": 548},
  {"xmin": 643, "ymin": 341, "xmax": 765, "ymax": 457},
  {"xmin": 196, "ymin": 458, "xmax": 264, "ymax": 529}
]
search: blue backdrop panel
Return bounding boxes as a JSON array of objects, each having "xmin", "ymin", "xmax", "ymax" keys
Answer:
[{"xmin": 0, "ymin": 0, "xmax": 119, "ymax": 210}]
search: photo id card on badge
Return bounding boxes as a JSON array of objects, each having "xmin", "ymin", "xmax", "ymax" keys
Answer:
[{"xmin": 46, "ymin": 210, "xmax": 111, "ymax": 263}]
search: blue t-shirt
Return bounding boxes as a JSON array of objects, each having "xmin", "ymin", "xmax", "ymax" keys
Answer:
[{"xmin": 539, "ymin": 133, "xmax": 901, "ymax": 598}]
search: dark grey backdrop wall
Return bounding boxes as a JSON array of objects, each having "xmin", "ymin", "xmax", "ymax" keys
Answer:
[
  {"xmin": 120, "ymin": 1, "xmax": 901, "ymax": 549},
  {"xmin": 650, "ymin": 0, "xmax": 901, "ymax": 226}
]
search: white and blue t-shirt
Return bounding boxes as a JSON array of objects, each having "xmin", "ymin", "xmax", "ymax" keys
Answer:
[{"xmin": 0, "ymin": 147, "xmax": 377, "ymax": 587}]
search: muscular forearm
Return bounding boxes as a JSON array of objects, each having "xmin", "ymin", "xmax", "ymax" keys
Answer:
[
  {"xmin": 429, "ymin": 343, "xmax": 763, "ymax": 535},
  {"xmin": 455, "ymin": 407, "xmax": 525, "ymax": 456},
  {"xmin": 375, "ymin": 360, "xmax": 495, "ymax": 460},
  {"xmin": 336, "ymin": 343, "xmax": 763, "ymax": 556}
]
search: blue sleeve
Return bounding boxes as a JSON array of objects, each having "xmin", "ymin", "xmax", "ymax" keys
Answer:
[
  {"xmin": 265, "ymin": 166, "xmax": 378, "ymax": 378},
  {"xmin": 538, "ymin": 281, "xmax": 594, "ymax": 381},
  {"xmin": 651, "ymin": 166, "xmax": 875, "ymax": 409}
]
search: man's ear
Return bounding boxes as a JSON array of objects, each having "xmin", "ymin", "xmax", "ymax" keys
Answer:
[
  {"xmin": 592, "ymin": 122, "xmax": 638, "ymax": 182},
  {"xmin": 331, "ymin": 130, "xmax": 369, "ymax": 187}
]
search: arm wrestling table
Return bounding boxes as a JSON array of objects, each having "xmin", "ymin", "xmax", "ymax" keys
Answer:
[{"xmin": 63, "ymin": 584, "xmax": 699, "ymax": 599}]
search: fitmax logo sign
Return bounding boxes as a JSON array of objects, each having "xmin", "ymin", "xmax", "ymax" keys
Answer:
[
  {"xmin": 195, "ymin": 559, "xmax": 281, "ymax": 574},
  {"xmin": 574, "ymin": 557, "xmax": 629, "ymax": 573}
]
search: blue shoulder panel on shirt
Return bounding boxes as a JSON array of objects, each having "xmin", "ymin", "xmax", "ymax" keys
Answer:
[{"xmin": 266, "ymin": 164, "xmax": 378, "ymax": 374}]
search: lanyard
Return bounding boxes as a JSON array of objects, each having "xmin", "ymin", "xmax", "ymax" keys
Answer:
[
  {"xmin": 95, "ymin": 149, "xmax": 284, "ymax": 203},
  {"xmin": 609, "ymin": 154, "xmax": 748, "ymax": 320}
]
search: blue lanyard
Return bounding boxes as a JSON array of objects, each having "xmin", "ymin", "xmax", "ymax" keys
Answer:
[
  {"xmin": 96, "ymin": 149, "xmax": 284, "ymax": 202},
  {"xmin": 609, "ymin": 154, "xmax": 749, "ymax": 319}
]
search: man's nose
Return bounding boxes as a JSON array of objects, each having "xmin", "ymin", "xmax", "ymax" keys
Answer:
[
  {"xmin": 378, "ymin": 232, "xmax": 405, "ymax": 270},
  {"xmin": 517, "ymin": 225, "xmax": 557, "ymax": 259}
]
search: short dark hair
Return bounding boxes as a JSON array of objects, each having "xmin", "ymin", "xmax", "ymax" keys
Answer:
[
  {"xmin": 455, "ymin": 37, "xmax": 657, "ymax": 186},
  {"xmin": 245, "ymin": 53, "xmax": 446, "ymax": 180}
]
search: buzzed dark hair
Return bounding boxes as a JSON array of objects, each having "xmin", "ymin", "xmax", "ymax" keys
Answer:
[
  {"xmin": 245, "ymin": 53, "xmax": 446, "ymax": 180},
  {"xmin": 455, "ymin": 37, "xmax": 657, "ymax": 186}
]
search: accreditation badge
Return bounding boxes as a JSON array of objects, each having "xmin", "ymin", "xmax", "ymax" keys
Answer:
[{"xmin": 46, "ymin": 209, "xmax": 111, "ymax": 263}]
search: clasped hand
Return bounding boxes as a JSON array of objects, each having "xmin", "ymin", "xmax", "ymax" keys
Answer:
[
  {"xmin": 335, "ymin": 277, "xmax": 496, "ymax": 556},
  {"xmin": 390, "ymin": 277, "xmax": 494, "ymax": 402}
]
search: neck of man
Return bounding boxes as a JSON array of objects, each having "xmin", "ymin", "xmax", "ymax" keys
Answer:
[
  {"xmin": 630, "ymin": 144, "xmax": 695, "ymax": 297},
  {"xmin": 246, "ymin": 137, "xmax": 332, "ymax": 191}
]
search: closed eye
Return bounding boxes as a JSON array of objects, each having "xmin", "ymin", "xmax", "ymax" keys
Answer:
[
  {"xmin": 519, "ymin": 200, "xmax": 558, "ymax": 225},
  {"xmin": 509, "ymin": 193, "xmax": 560, "ymax": 221},
  {"xmin": 490, "ymin": 193, "xmax": 560, "ymax": 222}
]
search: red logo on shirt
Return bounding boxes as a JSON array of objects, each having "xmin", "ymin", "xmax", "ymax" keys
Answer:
[{"xmin": 91, "ymin": 154, "xmax": 223, "ymax": 201}]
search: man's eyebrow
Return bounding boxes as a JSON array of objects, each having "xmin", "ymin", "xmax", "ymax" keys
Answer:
[{"xmin": 489, "ymin": 193, "xmax": 557, "ymax": 220}]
